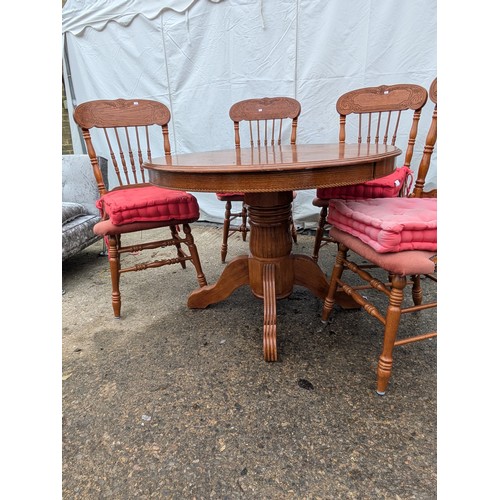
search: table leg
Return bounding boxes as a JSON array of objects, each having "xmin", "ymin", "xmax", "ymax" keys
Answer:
[
  {"xmin": 187, "ymin": 191, "xmax": 331, "ymax": 360},
  {"xmin": 291, "ymin": 254, "xmax": 330, "ymax": 299},
  {"xmin": 187, "ymin": 255, "xmax": 249, "ymax": 308},
  {"xmin": 263, "ymin": 263, "xmax": 277, "ymax": 361},
  {"xmin": 292, "ymin": 253, "xmax": 359, "ymax": 309}
]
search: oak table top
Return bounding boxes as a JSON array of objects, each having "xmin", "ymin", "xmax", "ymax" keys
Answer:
[
  {"xmin": 144, "ymin": 143, "xmax": 401, "ymax": 361},
  {"xmin": 145, "ymin": 143, "xmax": 400, "ymax": 193}
]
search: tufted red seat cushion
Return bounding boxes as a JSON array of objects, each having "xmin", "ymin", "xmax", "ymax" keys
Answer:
[
  {"xmin": 95, "ymin": 185, "xmax": 200, "ymax": 226},
  {"xmin": 327, "ymin": 197, "xmax": 437, "ymax": 253},
  {"xmin": 317, "ymin": 166, "xmax": 412, "ymax": 200}
]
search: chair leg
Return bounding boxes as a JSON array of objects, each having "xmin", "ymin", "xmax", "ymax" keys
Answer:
[
  {"xmin": 107, "ymin": 234, "xmax": 122, "ymax": 318},
  {"xmin": 241, "ymin": 204, "xmax": 249, "ymax": 242},
  {"xmin": 290, "ymin": 211, "xmax": 298, "ymax": 244},
  {"xmin": 376, "ymin": 274, "xmax": 406, "ymax": 395},
  {"xmin": 221, "ymin": 201, "xmax": 232, "ymax": 263},
  {"xmin": 182, "ymin": 223, "xmax": 207, "ymax": 287},
  {"xmin": 170, "ymin": 225, "xmax": 188, "ymax": 269},
  {"xmin": 99, "ymin": 237, "xmax": 108, "ymax": 257},
  {"xmin": 411, "ymin": 274, "xmax": 423, "ymax": 306},
  {"xmin": 312, "ymin": 205, "xmax": 328, "ymax": 262},
  {"xmin": 321, "ymin": 243, "xmax": 348, "ymax": 321}
]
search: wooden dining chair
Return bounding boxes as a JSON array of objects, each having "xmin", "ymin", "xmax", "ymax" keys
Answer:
[
  {"xmin": 216, "ymin": 97, "xmax": 301, "ymax": 263},
  {"xmin": 311, "ymin": 83, "xmax": 429, "ymax": 262},
  {"xmin": 321, "ymin": 78, "xmax": 437, "ymax": 395},
  {"xmin": 73, "ymin": 98, "xmax": 207, "ymax": 318}
]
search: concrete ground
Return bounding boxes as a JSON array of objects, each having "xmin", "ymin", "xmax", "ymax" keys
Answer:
[{"xmin": 62, "ymin": 223, "xmax": 437, "ymax": 499}]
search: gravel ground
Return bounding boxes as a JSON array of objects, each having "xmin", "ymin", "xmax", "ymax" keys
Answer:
[{"xmin": 62, "ymin": 223, "xmax": 437, "ymax": 499}]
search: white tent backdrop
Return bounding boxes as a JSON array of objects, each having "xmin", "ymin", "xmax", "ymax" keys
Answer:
[{"xmin": 62, "ymin": 0, "xmax": 437, "ymax": 226}]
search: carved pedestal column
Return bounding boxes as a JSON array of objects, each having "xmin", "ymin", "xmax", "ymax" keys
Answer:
[{"xmin": 246, "ymin": 192, "xmax": 294, "ymax": 299}]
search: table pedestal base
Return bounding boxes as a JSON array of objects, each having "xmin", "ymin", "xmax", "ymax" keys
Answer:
[{"xmin": 187, "ymin": 192, "xmax": 330, "ymax": 361}]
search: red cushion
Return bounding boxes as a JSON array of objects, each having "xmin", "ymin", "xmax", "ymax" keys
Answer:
[
  {"xmin": 216, "ymin": 192, "xmax": 245, "ymax": 201},
  {"xmin": 316, "ymin": 166, "xmax": 412, "ymax": 200},
  {"xmin": 327, "ymin": 197, "xmax": 437, "ymax": 253},
  {"xmin": 330, "ymin": 227, "xmax": 436, "ymax": 275},
  {"xmin": 96, "ymin": 186, "xmax": 200, "ymax": 225},
  {"xmin": 216, "ymin": 191, "xmax": 298, "ymax": 201},
  {"xmin": 93, "ymin": 218, "xmax": 194, "ymax": 236}
]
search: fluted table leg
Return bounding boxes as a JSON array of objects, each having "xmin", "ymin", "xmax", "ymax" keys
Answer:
[{"xmin": 262, "ymin": 263, "xmax": 277, "ymax": 361}]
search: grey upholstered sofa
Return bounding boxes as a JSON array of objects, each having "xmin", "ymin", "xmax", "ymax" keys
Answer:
[{"xmin": 62, "ymin": 154, "xmax": 107, "ymax": 261}]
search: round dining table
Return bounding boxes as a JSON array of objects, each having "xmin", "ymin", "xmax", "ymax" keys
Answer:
[{"xmin": 144, "ymin": 143, "xmax": 401, "ymax": 361}]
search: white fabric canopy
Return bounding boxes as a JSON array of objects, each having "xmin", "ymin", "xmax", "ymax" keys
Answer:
[
  {"xmin": 62, "ymin": 0, "xmax": 437, "ymax": 226},
  {"xmin": 62, "ymin": 0, "xmax": 222, "ymax": 35}
]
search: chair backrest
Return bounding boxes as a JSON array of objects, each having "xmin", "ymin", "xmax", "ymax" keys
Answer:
[
  {"xmin": 336, "ymin": 83, "xmax": 428, "ymax": 169},
  {"xmin": 73, "ymin": 99, "xmax": 171, "ymax": 196},
  {"xmin": 229, "ymin": 97, "xmax": 301, "ymax": 148},
  {"xmin": 410, "ymin": 78, "xmax": 437, "ymax": 198}
]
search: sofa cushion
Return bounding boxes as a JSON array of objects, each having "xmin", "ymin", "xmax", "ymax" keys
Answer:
[
  {"xmin": 62, "ymin": 202, "xmax": 89, "ymax": 224},
  {"xmin": 317, "ymin": 166, "xmax": 412, "ymax": 200},
  {"xmin": 96, "ymin": 186, "xmax": 200, "ymax": 225},
  {"xmin": 327, "ymin": 197, "xmax": 437, "ymax": 253},
  {"xmin": 62, "ymin": 213, "xmax": 101, "ymax": 261}
]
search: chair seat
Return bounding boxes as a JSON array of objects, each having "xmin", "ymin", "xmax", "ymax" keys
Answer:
[
  {"xmin": 316, "ymin": 166, "xmax": 412, "ymax": 200},
  {"xmin": 327, "ymin": 197, "xmax": 437, "ymax": 253},
  {"xmin": 330, "ymin": 227, "xmax": 436, "ymax": 276},
  {"xmin": 96, "ymin": 185, "xmax": 200, "ymax": 225},
  {"xmin": 93, "ymin": 217, "xmax": 201, "ymax": 236}
]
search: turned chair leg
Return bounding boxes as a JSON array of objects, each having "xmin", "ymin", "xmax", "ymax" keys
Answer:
[
  {"xmin": 312, "ymin": 205, "xmax": 328, "ymax": 262},
  {"xmin": 411, "ymin": 274, "xmax": 423, "ymax": 306},
  {"xmin": 221, "ymin": 201, "xmax": 232, "ymax": 262},
  {"xmin": 241, "ymin": 204, "xmax": 249, "ymax": 242},
  {"xmin": 182, "ymin": 223, "xmax": 207, "ymax": 287},
  {"xmin": 290, "ymin": 215, "xmax": 298, "ymax": 243},
  {"xmin": 107, "ymin": 234, "xmax": 122, "ymax": 319},
  {"xmin": 321, "ymin": 243, "xmax": 348, "ymax": 321},
  {"xmin": 376, "ymin": 274, "xmax": 406, "ymax": 395},
  {"xmin": 170, "ymin": 225, "xmax": 187, "ymax": 269}
]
